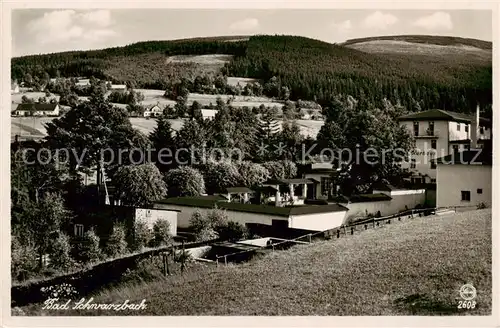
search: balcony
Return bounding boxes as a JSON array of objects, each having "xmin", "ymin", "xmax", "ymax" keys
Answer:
[{"xmin": 415, "ymin": 128, "xmax": 438, "ymax": 139}]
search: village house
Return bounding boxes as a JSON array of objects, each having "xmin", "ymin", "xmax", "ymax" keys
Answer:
[
  {"xmin": 434, "ymin": 147, "xmax": 492, "ymax": 209},
  {"xmin": 110, "ymin": 84, "xmax": 127, "ymax": 91},
  {"xmin": 153, "ymin": 196, "xmax": 348, "ymax": 232},
  {"xmin": 302, "ymin": 162, "xmax": 341, "ymax": 199},
  {"xmin": 144, "ymin": 104, "xmax": 163, "ymax": 118},
  {"xmin": 398, "ymin": 106, "xmax": 491, "ymax": 184},
  {"xmin": 201, "ymin": 109, "xmax": 217, "ymax": 120},
  {"xmin": 11, "ymin": 81, "xmax": 19, "ymax": 94},
  {"xmin": 13, "ymin": 103, "xmax": 60, "ymax": 117}
]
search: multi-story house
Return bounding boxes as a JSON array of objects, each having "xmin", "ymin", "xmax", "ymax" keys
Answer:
[{"xmin": 398, "ymin": 106, "xmax": 491, "ymax": 184}]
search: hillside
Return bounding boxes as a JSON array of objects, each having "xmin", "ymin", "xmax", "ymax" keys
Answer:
[
  {"xmin": 21, "ymin": 209, "xmax": 492, "ymax": 315},
  {"xmin": 342, "ymin": 35, "xmax": 492, "ymax": 49},
  {"xmin": 11, "ymin": 34, "xmax": 492, "ymax": 113}
]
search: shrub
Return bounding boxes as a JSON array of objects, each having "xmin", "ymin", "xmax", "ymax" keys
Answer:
[
  {"xmin": 40, "ymin": 283, "xmax": 78, "ymax": 300},
  {"xmin": 217, "ymin": 221, "xmax": 249, "ymax": 242},
  {"xmin": 151, "ymin": 220, "xmax": 172, "ymax": 247},
  {"xmin": 130, "ymin": 220, "xmax": 153, "ymax": 252},
  {"xmin": 477, "ymin": 202, "xmax": 488, "ymax": 209},
  {"xmin": 11, "ymin": 235, "xmax": 38, "ymax": 282},
  {"xmin": 104, "ymin": 224, "xmax": 128, "ymax": 258},
  {"xmin": 49, "ymin": 233, "xmax": 75, "ymax": 272},
  {"xmin": 72, "ymin": 229, "xmax": 102, "ymax": 265},
  {"xmin": 164, "ymin": 166, "xmax": 206, "ymax": 197},
  {"xmin": 189, "ymin": 210, "xmax": 218, "ymax": 242},
  {"xmin": 207, "ymin": 207, "xmax": 229, "ymax": 230}
]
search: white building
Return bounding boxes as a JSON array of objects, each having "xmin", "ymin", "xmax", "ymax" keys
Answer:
[
  {"xmin": 144, "ymin": 105, "xmax": 163, "ymax": 117},
  {"xmin": 13, "ymin": 103, "xmax": 60, "ymax": 117},
  {"xmin": 153, "ymin": 195, "xmax": 348, "ymax": 232},
  {"xmin": 435, "ymin": 149, "xmax": 492, "ymax": 208},
  {"xmin": 201, "ymin": 109, "xmax": 217, "ymax": 120},
  {"xmin": 398, "ymin": 107, "xmax": 491, "ymax": 184}
]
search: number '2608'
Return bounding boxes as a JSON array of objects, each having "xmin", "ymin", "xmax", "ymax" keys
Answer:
[{"xmin": 458, "ymin": 301, "xmax": 476, "ymax": 309}]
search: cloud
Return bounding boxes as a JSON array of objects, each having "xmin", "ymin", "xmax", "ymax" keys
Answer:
[
  {"xmin": 413, "ymin": 12, "xmax": 453, "ymax": 31},
  {"xmin": 330, "ymin": 20, "xmax": 352, "ymax": 33},
  {"xmin": 26, "ymin": 10, "xmax": 116, "ymax": 46},
  {"xmin": 362, "ymin": 11, "xmax": 399, "ymax": 30},
  {"xmin": 229, "ymin": 18, "xmax": 259, "ymax": 31}
]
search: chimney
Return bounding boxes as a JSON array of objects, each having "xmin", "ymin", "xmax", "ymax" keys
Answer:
[{"xmin": 470, "ymin": 104, "xmax": 479, "ymax": 149}]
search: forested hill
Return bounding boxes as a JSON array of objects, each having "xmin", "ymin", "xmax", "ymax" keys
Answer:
[
  {"xmin": 342, "ymin": 35, "xmax": 492, "ymax": 49},
  {"xmin": 11, "ymin": 34, "xmax": 492, "ymax": 114}
]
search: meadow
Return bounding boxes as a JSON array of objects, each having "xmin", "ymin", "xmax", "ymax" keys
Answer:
[{"xmin": 18, "ymin": 209, "xmax": 492, "ymax": 316}]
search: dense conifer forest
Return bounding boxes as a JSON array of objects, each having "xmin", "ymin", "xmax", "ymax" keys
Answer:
[{"xmin": 11, "ymin": 34, "xmax": 492, "ymax": 115}]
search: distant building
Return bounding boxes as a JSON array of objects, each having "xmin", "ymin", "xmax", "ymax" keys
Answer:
[
  {"xmin": 154, "ymin": 195, "xmax": 348, "ymax": 232},
  {"xmin": 398, "ymin": 106, "xmax": 491, "ymax": 184},
  {"xmin": 201, "ymin": 109, "xmax": 217, "ymax": 120},
  {"xmin": 110, "ymin": 84, "xmax": 127, "ymax": 91},
  {"xmin": 434, "ymin": 148, "xmax": 492, "ymax": 208},
  {"xmin": 302, "ymin": 162, "xmax": 341, "ymax": 199},
  {"xmin": 13, "ymin": 103, "xmax": 60, "ymax": 117},
  {"xmin": 144, "ymin": 105, "xmax": 163, "ymax": 118},
  {"xmin": 11, "ymin": 82, "xmax": 19, "ymax": 94}
]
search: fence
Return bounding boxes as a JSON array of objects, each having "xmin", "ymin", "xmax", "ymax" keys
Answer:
[{"xmin": 214, "ymin": 205, "xmax": 476, "ymax": 265}]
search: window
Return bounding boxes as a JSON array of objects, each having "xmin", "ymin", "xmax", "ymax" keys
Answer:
[
  {"xmin": 410, "ymin": 159, "xmax": 416, "ymax": 169},
  {"xmin": 465, "ymin": 124, "xmax": 469, "ymax": 133},
  {"xmin": 431, "ymin": 179, "xmax": 436, "ymax": 183},
  {"xmin": 480, "ymin": 126, "xmax": 484, "ymax": 134},
  {"xmin": 430, "ymin": 161, "xmax": 436, "ymax": 169},
  {"xmin": 413, "ymin": 122, "xmax": 419, "ymax": 136},
  {"xmin": 452, "ymin": 145, "xmax": 459, "ymax": 153},
  {"xmin": 457, "ymin": 123, "xmax": 461, "ymax": 131},
  {"xmin": 477, "ymin": 189, "xmax": 483, "ymax": 194},
  {"xmin": 321, "ymin": 177, "xmax": 333, "ymax": 196},
  {"xmin": 428, "ymin": 121, "xmax": 434, "ymax": 135},
  {"xmin": 461, "ymin": 191, "xmax": 471, "ymax": 202},
  {"xmin": 74, "ymin": 224, "xmax": 84, "ymax": 237},
  {"xmin": 431, "ymin": 140, "xmax": 437, "ymax": 149}
]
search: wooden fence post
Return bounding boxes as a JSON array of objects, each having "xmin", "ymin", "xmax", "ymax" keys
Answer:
[
  {"xmin": 180, "ymin": 240, "xmax": 186, "ymax": 274},
  {"xmin": 337, "ymin": 230, "xmax": 340, "ymax": 238},
  {"xmin": 166, "ymin": 251, "xmax": 170, "ymax": 275},
  {"xmin": 364, "ymin": 224, "xmax": 368, "ymax": 230},
  {"xmin": 216, "ymin": 255, "xmax": 219, "ymax": 267},
  {"xmin": 308, "ymin": 234, "xmax": 312, "ymax": 243},
  {"xmin": 372, "ymin": 219, "xmax": 375, "ymax": 228},
  {"xmin": 224, "ymin": 255, "xmax": 228, "ymax": 266},
  {"xmin": 350, "ymin": 227, "xmax": 354, "ymax": 235}
]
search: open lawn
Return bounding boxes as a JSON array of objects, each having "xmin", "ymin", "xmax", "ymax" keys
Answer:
[
  {"xmin": 11, "ymin": 117, "xmax": 323, "ymax": 140},
  {"xmin": 20, "ymin": 209, "xmax": 491, "ymax": 315}
]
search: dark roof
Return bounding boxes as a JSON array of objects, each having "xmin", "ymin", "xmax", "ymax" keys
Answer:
[
  {"xmin": 154, "ymin": 196, "xmax": 348, "ymax": 217},
  {"xmin": 15, "ymin": 103, "xmax": 58, "ymax": 112},
  {"xmin": 225, "ymin": 187, "xmax": 254, "ymax": 194},
  {"xmin": 435, "ymin": 149, "xmax": 492, "ymax": 165},
  {"xmin": 331, "ymin": 193, "xmax": 392, "ymax": 203},
  {"xmin": 398, "ymin": 109, "xmax": 489, "ymax": 125}
]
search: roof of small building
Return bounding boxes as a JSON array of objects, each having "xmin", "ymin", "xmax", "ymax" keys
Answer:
[
  {"xmin": 398, "ymin": 109, "xmax": 491, "ymax": 127},
  {"xmin": 15, "ymin": 103, "xmax": 59, "ymax": 112},
  {"xmin": 155, "ymin": 196, "xmax": 348, "ymax": 217},
  {"xmin": 225, "ymin": 187, "xmax": 254, "ymax": 194},
  {"xmin": 435, "ymin": 149, "xmax": 492, "ymax": 165},
  {"xmin": 263, "ymin": 178, "xmax": 318, "ymax": 186}
]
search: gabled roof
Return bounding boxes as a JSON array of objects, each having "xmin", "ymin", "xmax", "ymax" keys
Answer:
[
  {"xmin": 154, "ymin": 196, "xmax": 348, "ymax": 217},
  {"xmin": 398, "ymin": 109, "xmax": 488, "ymax": 125},
  {"xmin": 147, "ymin": 105, "xmax": 162, "ymax": 111},
  {"xmin": 15, "ymin": 103, "xmax": 58, "ymax": 112},
  {"xmin": 435, "ymin": 149, "xmax": 492, "ymax": 165},
  {"xmin": 226, "ymin": 187, "xmax": 254, "ymax": 194}
]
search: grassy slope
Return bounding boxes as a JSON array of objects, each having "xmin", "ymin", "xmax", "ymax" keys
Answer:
[
  {"xmin": 342, "ymin": 35, "xmax": 492, "ymax": 49},
  {"xmin": 22, "ymin": 209, "xmax": 491, "ymax": 316}
]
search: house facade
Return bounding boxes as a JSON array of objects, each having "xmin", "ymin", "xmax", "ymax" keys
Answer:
[
  {"xmin": 435, "ymin": 149, "xmax": 492, "ymax": 208},
  {"xmin": 13, "ymin": 103, "xmax": 60, "ymax": 117},
  {"xmin": 144, "ymin": 105, "xmax": 163, "ymax": 117},
  {"xmin": 398, "ymin": 107, "xmax": 491, "ymax": 184}
]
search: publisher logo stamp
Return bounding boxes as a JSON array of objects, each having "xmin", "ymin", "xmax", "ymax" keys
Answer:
[{"xmin": 460, "ymin": 284, "xmax": 477, "ymax": 301}]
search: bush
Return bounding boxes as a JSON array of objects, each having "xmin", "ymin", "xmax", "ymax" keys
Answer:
[
  {"xmin": 164, "ymin": 166, "xmax": 206, "ymax": 197},
  {"xmin": 11, "ymin": 235, "xmax": 38, "ymax": 282},
  {"xmin": 72, "ymin": 229, "xmax": 102, "ymax": 265},
  {"xmin": 104, "ymin": 224, "xmax": 128, "ymax": 258},
  {"xmin": 129, "ymin": 220, "xmax": 153, "ymax": 252},
  {"xmin": 151, "ymin": 220, "xmax": 172, "ymax": 247},
  {"xmin": 207, "ymin": 207, "xmax": 228, "ymax": 230},
  {"xmin": 477, "ymin": 202, "xmax": 488, "ymax": 209},
  {"xmin": 189, "ymin": 210, "xmax": 218, "ymax": 242},
  {"xmin": 49, "ymin": 233, "xmax": 75, "ymax": 272},
  {"xmin": 217, "ymin": 221, "xmax": 249, "ymax": 242}
]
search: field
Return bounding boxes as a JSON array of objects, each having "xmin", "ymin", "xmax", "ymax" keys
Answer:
[
  {"xmin": 19, "ymin": 209, "xmax": 492, "ymax": 315},
  {"xmin": 11, "ymin": 116, "xmax": 323, "ymax": 141}
]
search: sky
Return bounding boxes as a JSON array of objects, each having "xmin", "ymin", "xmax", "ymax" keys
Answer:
[{"xmin": 11, "ymin": 9, "xmax": 492, "ymax": 56}]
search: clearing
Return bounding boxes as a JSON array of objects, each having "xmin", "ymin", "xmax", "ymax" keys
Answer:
[{"xmin": 22, "ymin": 209, "xmax": 491, "ymax": 315}]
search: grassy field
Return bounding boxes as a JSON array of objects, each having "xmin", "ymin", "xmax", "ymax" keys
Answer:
[
  {"xmin": 19, "ymin": 209, "xmax": 491, "ymax": 316},
  {"xmin": 11, "ymin": 116, "xmax": 323, "ymax": 140}
]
